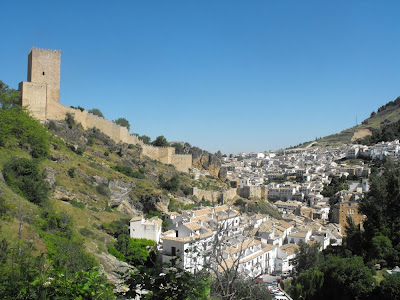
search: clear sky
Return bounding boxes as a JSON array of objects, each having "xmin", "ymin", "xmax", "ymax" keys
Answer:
[{"xmin": 1, "ymin": 1, "xmax": 400, "ymax": 154}]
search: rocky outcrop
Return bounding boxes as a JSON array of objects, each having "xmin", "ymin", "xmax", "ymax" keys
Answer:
[
  {"xmin": 54, "ymin": 186, "xmax": 76, "ymax": 201},
  {"xmin": 94, "ymin": 252, "xmax": 132, "ymax": 287},
  {"xmin": 187, "ymin": 146, "xmax": 223, "ymax": 178}
]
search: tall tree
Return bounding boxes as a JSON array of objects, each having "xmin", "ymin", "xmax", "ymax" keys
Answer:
[
  {"xmin": 114, "ymin": 118, "xmax": 130, "ymax": 130},
  {"xmin": 0, "ymin": 81, "xmax": 20, "ymax": 110}
]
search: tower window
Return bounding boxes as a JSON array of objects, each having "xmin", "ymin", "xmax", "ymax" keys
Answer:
[{"xmin": 42, "ymin": 72, "xmax": 45, "ymax": 75}]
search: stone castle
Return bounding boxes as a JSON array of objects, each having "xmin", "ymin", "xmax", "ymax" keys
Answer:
[{"xmin": 19, "ymin": 47, "xmax": 192, "ymax": 173}]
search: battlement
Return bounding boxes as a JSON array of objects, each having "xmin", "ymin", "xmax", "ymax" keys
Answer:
[{"xmin": 30, "ymin": 47, "xmax": 61, "ymax": 54}]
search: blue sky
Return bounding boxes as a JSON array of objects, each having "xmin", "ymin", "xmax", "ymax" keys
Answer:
[{"xmin": 1, "ymin": 1, "xmax": 400, "ymax": 154}]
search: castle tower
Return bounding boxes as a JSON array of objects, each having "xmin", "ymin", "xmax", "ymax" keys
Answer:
[{"xmin": 19, "ymin": 47, "xmax": 61, "ymax": 122}]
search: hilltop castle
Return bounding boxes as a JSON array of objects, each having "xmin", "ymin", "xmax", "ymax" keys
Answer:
[{"xmin": 19, "ymin": 47, "xmax": 192, "ymax": 173}]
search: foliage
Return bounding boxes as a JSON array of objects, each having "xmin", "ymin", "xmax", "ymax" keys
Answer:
[
  {"xmin": 358, "ymin": 158, "xmax": 400, "ymax": 265},
  {"xmin": 139, "ymin": 135, "xmax": 151, "ymax": 145},
  {"xmin": 152, "ymin": 135, "xmax": 169, "ymax": 147},
  {"xmin": 292, "ymin": 241, "xmax": 322, "ymax": 274},
  {"xmin": 0, "ymin": 107, "xmax": 50, "ymax": 158},
  {"xmin": 379, "ymin": 273, "xmax": 400, "ymax": 300},
  {"xmin": 70, "ymin": 200, "xmax": 85, "ymax": 209},
  {"xmin": 75, "ymin": 147, "xmax": 85, "ymax": 155},
  {"xmin": 65, "ymin": 112, "xmax": 76, "ymax": 129},
  {"xmin": 96, "ymin": 183, "xmax": 111, "ymax": 197},
  {"xmin": 159, "ymin": 174, "xmax": 180, "ymax": 191},
  {"xmin": 3, "ymin": 157, "xmax": 48, "ymax": 205},
  {"xmin": 171, "ymin": 142, "xmax": 185, "ymax": 154},
  {"xmin": 132, "ymin": 171, "xmax": 146, "ymax": 179},
  {"xmin": 67, "ymin": 167, "xmax": 76, "ymax": 178},
  {"xmin": 0, "ymin": 80, "xmax": 20, "ymax": 110},
  {"xmin": 113, "ymin": 164, "xmax": 134, "ymax": 177},
  {"xmin": 288, "ymin": 267, "xmax": 324, "ymax": 300},
  {"xmin": 321, "ymin": 175, "xmax": 349, "ymax": 197},
  {"xmin": 88, "ymin": 108, "xmax": 104, "ymax": 118},
  {"xmin": 114, "ymin": 117, "xmax": 130, "ymax": 130},
  {"xmin": 120, "ymin": 257, "xmax": 210, "ymax": 299}
]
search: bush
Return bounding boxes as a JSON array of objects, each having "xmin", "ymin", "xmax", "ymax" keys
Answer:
[
  {"xmin": 3, "ymin": 157, "xmax": 48, "ymax": 205},
  {"xmin": 113, "ymin": 164, "xmax": 134, "ymax": 177},
  {"xmin": 96, "ymin": 183, "xmax": 110, "ymax": 197},
  {"xmin": 159, "ymin": 175, "xmax": 180, "ymax": 191},
  {"xmin": 65, "ymin": 112, "xmax": 76, "ymax": 129},
  {"xmin": 132, "ymin": 171, "xmax": 146, "ymax": 179},
  {"xmin": 0, "ymin": 107, "xmax": 50, "ymax": 158},
  {"xmin": 79, "ymin": 227, "xmax": 94, "ymax": 237},
  {"xmin": 68, "ymin": 167, "xmax": 76, "ymax": 178},
  {"xmin": 75, "ymin": 147, "xmax": 85, "ymax": 155},
  {"xmin": 104, "ymin": 150, "xmax": 110, "ymax": 157},
  {"xmin": 70, "ymin": 200, "xmax": 85, "ymax": 209},
  {"xmin": 88, "ymin": 108, "xmax": 104, "ymax": 118}
]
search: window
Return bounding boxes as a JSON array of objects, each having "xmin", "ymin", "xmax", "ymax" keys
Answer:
[
  {"xmin": 42, "ymin": 72, "xmax": 45, "ymax": 75},
  {"xmin": 172, "ymin": 247, "xmax": 176, "ymax": 256}
]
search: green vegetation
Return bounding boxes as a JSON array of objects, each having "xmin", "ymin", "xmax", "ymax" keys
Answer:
[
  {"xmin": 321, "ymin": 175, "xmax": 349, "ymax": 197},
  {"xmin": 0, "ymin": 107, "xmax": 50, "ymax": 158},
  {"xmin": 88, "ymin": 108, "xmax": 104, "ymax": 118},
  {"xmin": 3, "ymin": 158, "xmax": 48, "ymax": 205},
  {"xmin": 114, "ymin": 117, "xmax": 130, "ymax": 130},
  {"xmin": 0, "ymin": 81, "xmax": 20, "ymax": 110},
  {"xmin": 139, "ymin": 135, "xmax": 151, "ymax": 145},
  {"xmin": 171, "ymin": 142, "xmax": 185, "ymax": 154},
  {"xmin": 152, "ymin": 135, "xmax": 169, "ymax": 147},
  {"xmin": 159, "ymin": 174, "xmax": 180, "ymax": 191}
]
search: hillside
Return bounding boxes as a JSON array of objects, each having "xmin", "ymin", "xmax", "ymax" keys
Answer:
[
  {"xmin": 0, "ymin": 105, "xmax": 232, "ymax": 297},
  {"xmin": 294, "ymin": 96, "xmax": 400, "ymax": 148}
]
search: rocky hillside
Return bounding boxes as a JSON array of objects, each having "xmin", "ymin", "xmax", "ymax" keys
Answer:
[
  {"xmin": 0, "ymin": 109, "xmax": 229, "ymax": 285},
  {"xmin": 294, "ymin": 96, "xmax": 400, "ymax": 148}
]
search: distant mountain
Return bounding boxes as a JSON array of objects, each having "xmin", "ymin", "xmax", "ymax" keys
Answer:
[{"xmin": 293, "ymin": 96, "xmax": 400, "ymax": 148}]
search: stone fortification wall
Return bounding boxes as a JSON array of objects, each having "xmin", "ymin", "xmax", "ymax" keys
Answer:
[
  {"xmin": 238, "ymin": 186, "xmax": 268, "ymax": 200},
  {"xmin": 19, "ymin": 82, "xmax": 47, "ymax": 122},
  {"xmin": 192, "ymin": 187, "xmax": 237, "ymax": 204},
  {"xmin": 171, "ymin": 154, "xmax": 192, "ymax": 173},
  {"xmin": 19, "ymin": 47, "xmax": 191, "ymax": 172},
  {"xmin": 46, "ymin": 101, "xmax": 141, "ymax": 144}
]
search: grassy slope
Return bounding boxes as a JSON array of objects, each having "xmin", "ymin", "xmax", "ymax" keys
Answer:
[{"xmin": 297, "ymin": 98, "xmax": 400, "ymax": 148}]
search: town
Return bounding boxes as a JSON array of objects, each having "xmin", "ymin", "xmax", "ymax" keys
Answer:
[{"xmin": 129, "ymin": 140, "xmax": 400, "ymax": 279}]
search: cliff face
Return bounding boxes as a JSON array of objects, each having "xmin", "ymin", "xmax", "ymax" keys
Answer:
[{"xmin": 187, "ymin": 146, "xmax": 223, "ymax": 178}]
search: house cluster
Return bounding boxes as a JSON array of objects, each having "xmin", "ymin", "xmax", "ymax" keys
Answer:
[
  {"xmin": 129, "ymin": 205, "xmax": 344, "ymax": 277},
  {"xmin": 222, "ymin": 145, "xmax": 371, "ymax": 227}
]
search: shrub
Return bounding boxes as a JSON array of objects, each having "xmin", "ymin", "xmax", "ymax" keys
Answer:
[
  {"xmin": 159, "ymin": 175, "xmax": 180, "ymax": 191},
  {"xmin": 3, "ymin": 157, "xmax": 48, "ymax": 205},
  {"xmin": 132, "ymin": 171, "xmax": 146, "ymax": 179},
  {"xmin": 88, "ymin": 108, "xmax": 104, "ymax": 118},
  {"xmin": 79, "ymin": 227, "xmax": 94, "ymax": 237},
  {"xmin": 113, "ymin": 164, "xmax": 134, "ymax": 177},
  {"xmin": 70, "ymin": 200, "xmax": 85, "ymax": 209},
  {"xmin": 96, "ymin": 183, "xmax": 110, "ymax": 197},
  {"xmin": 104, "ymin": 150, "xmax": 110, "ymax": 157},
  {"xmin": 68, "ymin": 167, "xmax": 76, "ymax": 178},
  {"xmin": 0, "ymin": 107, "xmax": 50, "ymax": 158},
  {"xmin": 75, "ymin": 147, "xmax": 85, "ymax": 155},
  {"xmin": 65, "ymin": 112, "xmax": 76, "ymax": 129}
]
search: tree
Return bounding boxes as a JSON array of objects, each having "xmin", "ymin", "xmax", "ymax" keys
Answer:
[
  {"xmin": 292, "ymin": 241, "xmax": 322, "ymax": 274},
  {"xmin": 120, "ymin": 257, "xmax": 210, "ymax": 299},
  {"xmin": 139, "ymin": 135, "xmax": 151, "ymax": 145},
  {"xmin": 379, "ymin": 273, "xmax": 400, "ymax": 300},
  {"xmin": 288, "ymin": 267, "xmax": 324, "ymax": 300},
  {"xmin": 0, "ymin": 107, "xmax": 50, "ymax": 158},
  {"xmin": 318, "ymin": 255, "xmax": 376, "ymax": 300},
  {"xmin": 88, "ymin": 108, "xmax": 104, "ymax": 118},
  {"xmin": 0, "ymin": 81, "xmax": 20, "ymax": 110},
  {"xmin": 3, "ymin": 157, "xmax": 49, "ymax": 205},
  {"xmin": 171, "ymin": 142, "xmax": 184, "ymax": 154},
  {"xmin": 152, "ymin": 135, "xmax": 169, "ymax": 147},
  {"xmin": 114, "ymin": 117, "xmax": 130, "ymax": 130}
]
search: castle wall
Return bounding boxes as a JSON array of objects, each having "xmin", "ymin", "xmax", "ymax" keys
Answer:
[
  {"xmin": 19, "ymin": 47, "xmax": 191, "ymax": 172},
  {"xmin": 19, "ymin": 82, "xmax": 47, "ymax": 122},
  {"xmin": 171, "ymin": 154, "xmax": 192, "ymax": 173},
  {"xmin": 192, "ymin": 187, "xmax": 237, "ymax": 204}
]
